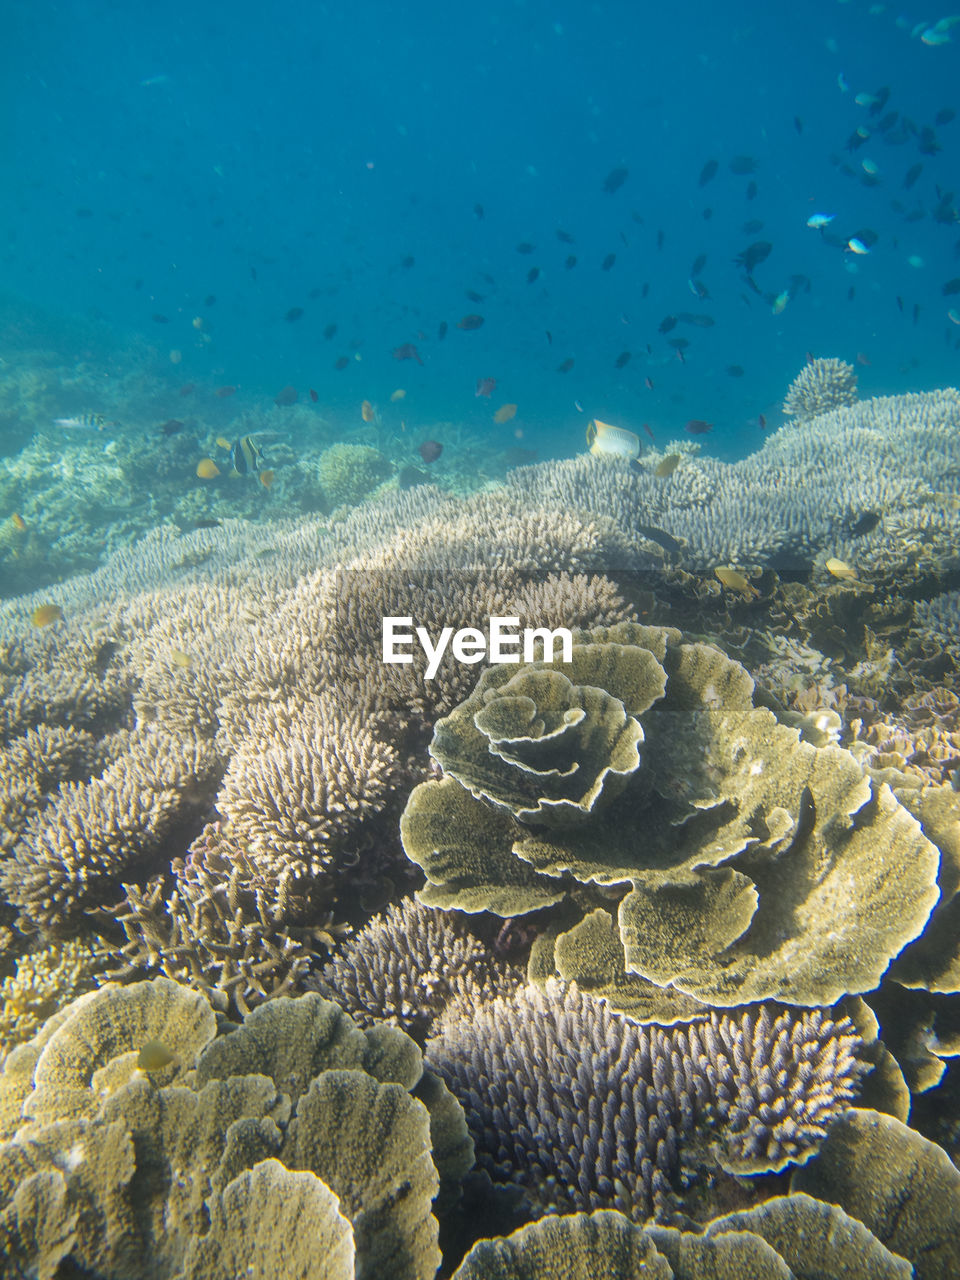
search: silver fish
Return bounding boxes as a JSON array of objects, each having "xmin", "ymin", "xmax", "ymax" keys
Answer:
[{"xmin": 54, "ymin": 414, "xmax": 107, "ymax": 430}]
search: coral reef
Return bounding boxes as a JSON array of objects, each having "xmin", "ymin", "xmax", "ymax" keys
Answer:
[
  {"xmin": 0, "ymin": 938, "xmax": 109, "ymax": 1060},
  {"xmin": 315, "ymin": 442, "xmax": 393, "ymax": 509},
  {"xmin": 451, "ymin": 1200, "xmax": 913, "ymax": 1279},
  {"xmin": 792, "ymin": 1108, "xmax": 960, "ymax": 1278},
  {"xmin": 309, "ymin": 896, "xmax": 522, "ymax": 1041},
  {"xmin": 0, "ymin": 978, "xmax": 470, "ymax": 1280},
  {"xmin": 783, "ymin": 357, "xmax": 859, "ymax": 421},
  {"xmin": 427, "ymin": 979, "xmax": 865, "ymax": 1223},
  {"xmin": 401, "ymin": 621, "xmax": 941, "ymax": 1010}
]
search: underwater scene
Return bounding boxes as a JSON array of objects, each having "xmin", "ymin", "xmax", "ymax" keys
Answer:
[{"xmin": 3, "ymin": 0, "xmax": 960, "ymax": 1276}]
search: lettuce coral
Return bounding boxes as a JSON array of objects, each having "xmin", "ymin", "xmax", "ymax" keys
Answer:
[
  {"xmin": 401, "ymin": 622, "xmax": 941, "ymax": 1010},
  {"xmin": 0, "ymin": 978, "xmax": 469, "ymax": 1280}
]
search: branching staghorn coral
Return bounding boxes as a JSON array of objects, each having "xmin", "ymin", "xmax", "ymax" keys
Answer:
[
  {"xmin": 783, "ymin": 357, "xmax": 859, "ymax": 421},
  {"xmin": 427, "ymin": 980, "xmax": 865, "ymax": 1222},
  {"xmin": 1, "ymin": 729, "xmax": 222, "ymax": 932},
  {"xmin": 105, "ymin": 824, "xmax": 349, "ymax": 1017},
  {"xmin": 310, "ymin": 896, "xmax": 522, "ymax": 1040}
]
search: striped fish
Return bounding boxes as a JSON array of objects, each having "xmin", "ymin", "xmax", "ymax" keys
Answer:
[
  {"xmin": 231, "ymin": 434, "xmax": 264, "ymax": 475},
  {"xmin": 54, "ymin": 413, "xmax": 107, "ymax": 430}
]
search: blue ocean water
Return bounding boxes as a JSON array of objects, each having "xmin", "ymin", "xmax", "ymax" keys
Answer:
[{"xmin": 2, "ymin": 0, "xmax": 958, "ymax": 463}]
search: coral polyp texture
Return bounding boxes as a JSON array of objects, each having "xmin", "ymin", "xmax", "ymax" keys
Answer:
[
  {"xmin": 427, "ymin": 980, "xmax": 865, "ymax": 1222},
  {"xmin": 309, "ymin": 895, "xmax": 522, "ymax": 1040},
  {"xmin": 782, "ymin": 357, "xmax": 859, "ymax": 421},
  {"xmin": 401, "ymin": 621, "xmax": 941, "ymax": 1011}
]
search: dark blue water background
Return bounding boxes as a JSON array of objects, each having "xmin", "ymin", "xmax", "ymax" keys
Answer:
[{"xmin": 2, "ymin": 0, "xmax": 958, "ymax": 463}]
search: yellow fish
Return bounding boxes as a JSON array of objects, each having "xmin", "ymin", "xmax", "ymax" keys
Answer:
[
  {"xmin": 825, "ymin": 557, "xmax": 859, "ymax": 582},
  {"xmin": 137, "ymin": 1040, "xmax": 176, "ymax": 1071},
  {"xmin": 714, "ymin": 567, "xmax": 759, "ymax": 597},
  {"xmin": 170, "ymin": 649, "xmax": 192, "ymax": 668},
  {"xmin": 586, "ymin": 419, "xmax": 640, "ymax": 461},
  {"xmin": 390, "ymin": 388, "xmax": 406, "ymax": 401},
  {"xmin": 215, "ymin": 436, "xmax": 232, "ymax": 450},
  {"xmin": 654, "ymin": 453, "xmax": 681, "ymax": 478},
  {"xmin": 31, "ymin": 603, "xmax": 63, "ymax": 628},
  {"xmin": 196, "ymin": 458, "xmax": 220, "ymax": 479}
]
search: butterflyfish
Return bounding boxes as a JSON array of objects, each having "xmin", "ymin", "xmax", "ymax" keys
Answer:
[{"xmin": 586, "ymin": 420, "xmax": 641, "ymax": 460}]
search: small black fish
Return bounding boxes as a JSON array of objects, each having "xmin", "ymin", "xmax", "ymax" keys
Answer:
[
  {"xmin": 191, "ymin": 518, "xmax": 222, "ymax": 530},
  {"xmin": 516, "ymin": 241, "xmax": 535, "ymax": 254},
  {"xmin": 474, "ymin": 203, "xmax": 485, "ymax": 219},
  {"xmin": 849, "ymin": 511, "xmax": 881, "ymax": 537},
  {"xmin": 943, "ymin": 277, "xmax": 960, "ymax": 295},
  {"xmin": 601, "ymin": 253, "xmax": 616, "ymax": 271},
  {"xmin": 614, "ymin": 351, "xmax": 631, "ymax": 369},
  {"xmin": 556, "ymin": 228, "xmax": 575, "ymax": 243},
  {"xmin": 556, "ymin": 357, "xmax": 575, "ymax": 373},
  {"xmin": 602, "ymin": 166, "xmax": 628, "ymax": 194},
  {"xmin": 400, "ymin": 255, "xmax": 415, "ymax": 268},
  {"xmin": 658, "ymin": 315, "xmax": 678, "ymax": 334},
  {"xmin": 323, "ymin": 322, "xmax": 337, "ymax": 339},
  {"xmin": 691, "ymin": 252, "xmax": 707, "ymax": 276},
  {"xmin": 526, "ymin": 266, "xmax": 540, "ymax": 284},
  {"xmin": 729, "ymin": 155, "xmax": 756, "ymax": 174},
  {"xmin": 334, "ymin": 355, "xmax": 350, "ymax": 370},
  {"xmin": 438, "ymin": 320, "xmax": 448, "ymax": 340},
  {"xmin": 794, "ymin": 115, "xmax": 804, "ymax": 134},
  {"xmin": 637, "ymin": 524, "xmax": 684, "ymax": 555},
  {"xmin": 285, "ymin": 306, "xmax": 304, "ymax": 322},
  {"xmin": 465, "ymin": 289, "xmax": 485, "ymax": 303},
  {"xmin": 903, "ymin": 162, "xmax": 923, "ymax": 189},
  {"xmin": 698, "ymin": 158, "xmax": 718, "ymax": 186},
  {"xmin": 94, "ymin": 640, "xmax": 119, "ymax": 676},
  {"xmin": 564, "ymin": 255, "xmax": 577, "ymax": 269},
  {"xmin": 936, "ymin": 107, "xmax": 956, "ymax": 126},
  {"xmin": 159, "ymin": 419, "xmax": 184, "ymax": 437},
  {"xmin": 726, "ymin": 364, "xmax": 745, "ymax": 377},
  {"xmin": 745, "ymin": 181, "xmax": 758, "ymax": 200},
  {"xmin": 735, "ymin": 240, "xmax": 772, "ymax": 272}
]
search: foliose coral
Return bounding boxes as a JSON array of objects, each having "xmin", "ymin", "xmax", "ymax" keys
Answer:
[
  {"xmin": 0, "ymin": 978, "xmax": 472, "ymax": 1280},
  {"xmin": 401, "ymin": 622, "xmax": 940, "ymax": 1011},
  {"xmin": 427, "ymin": 980, "xmax": 865, "ymax": 1222},
  {"xmin": 451, "ymin": 1200, "xmax": 913, "ymax": 1280},
  {"xmin": 783, "ymin": 357, "xmax": 858, "ymax": 421}
]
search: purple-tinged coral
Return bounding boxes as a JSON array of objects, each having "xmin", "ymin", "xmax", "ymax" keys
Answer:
[
  {"xmin": 310, "ymin": 896, "xmax": 521, "ymax": 1040},
  {"xmin": 427, "ymin": 981, "xmax": 865, "ymax": 1223}
]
